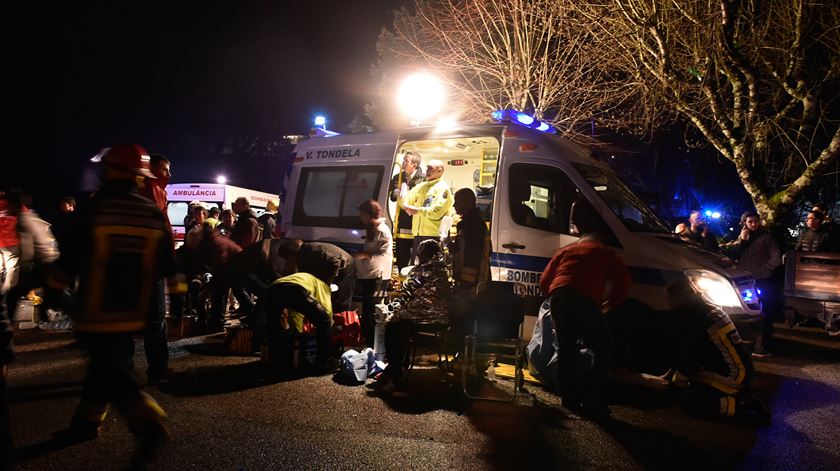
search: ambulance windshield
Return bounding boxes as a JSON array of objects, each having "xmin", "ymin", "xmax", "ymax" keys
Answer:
[{"xmin": 574, "ymin": 164, "xmax": 670, "ymax": 234}]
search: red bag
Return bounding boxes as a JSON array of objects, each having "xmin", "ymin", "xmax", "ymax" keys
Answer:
[{"xmin": 331, "ymin": 310, "xmax": 362, "ymax": 350}]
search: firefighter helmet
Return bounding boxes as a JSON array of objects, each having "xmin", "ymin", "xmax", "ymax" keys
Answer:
[{"xmin": 99, "ymin": 144, "xmax": 155, "ymax": 178}]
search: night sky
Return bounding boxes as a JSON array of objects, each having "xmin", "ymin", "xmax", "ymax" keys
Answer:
[{"xmin": 6, "ymin": 0, "xmax": 408, "ymax": 214}]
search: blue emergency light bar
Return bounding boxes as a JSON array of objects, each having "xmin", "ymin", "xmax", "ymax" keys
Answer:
[{"xmin": 491, "ymin": 109, "xmax": 556, "ymax": 134}]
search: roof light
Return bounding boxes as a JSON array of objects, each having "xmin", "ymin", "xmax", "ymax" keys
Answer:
[
  {"xmin": 705, "ymin": 210, "xmax": 713, "ymax": 217},
  {"xmin": 314, "ymin": 115, "xmax": 326, "ymax": 128},
  {"xmin": 398, "ymin": 73, "xmax": 445, "ymax": 123},
  {"xmin": 711, "ymin": 211, "xmax": 721, "ymax": 219},
  {"xmin": 216, "ymin": 175, "xmax": 227, "ymax": 184},
  {"xmin": 490, "ymin": 109, "xmax": 556, "ymax": 134}
]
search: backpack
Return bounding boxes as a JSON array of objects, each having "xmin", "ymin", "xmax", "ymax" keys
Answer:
[{"xmin": 331, "ymin": 310, "xmax": 363, "ymax": 350}]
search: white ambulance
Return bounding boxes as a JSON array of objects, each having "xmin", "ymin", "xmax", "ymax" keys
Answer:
[
  {"xmin": 280, "ymin": 111, "xmax": 762, "ymax": 339},
  {"xmin": 166, "ymin": 183, "xmax": 279, "ymax": 244}
]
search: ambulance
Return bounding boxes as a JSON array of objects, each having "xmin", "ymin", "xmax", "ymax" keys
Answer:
[
  {"xmin": 280, "ymin": 110, "xmax": 762, "ymax": 340},
  {"xmin": 166, "ymin": 183, "xmax": 279, "ymax": 243}
]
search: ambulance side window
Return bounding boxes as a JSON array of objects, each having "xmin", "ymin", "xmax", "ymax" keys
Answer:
[
  {"xmin": 508, "ymin": 164, "xmax": 578, "ymax": 234},
  {"xmin": 293, "ymin": 166, "xmax": 384, "ymax": 229}
]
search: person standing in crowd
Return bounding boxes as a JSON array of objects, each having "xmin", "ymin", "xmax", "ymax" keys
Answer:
[
  {"xmin": 353, "ymin": 200, "xmax": 393, "ymax": 346},
  {"xmin": 231, "ymin": 197, "xmax": 261, "ymax": 249},
  {"xmin": 539, "ymin": 233, "xmax": 632, "ymax": 418},
  {"xmin": 0, "ymin": 192, "xmax": 20, "ymax": 297},
  {"xmin": 812, "ymin": 202, "xmax": 839, "ymax": 250},
  {"xmin": 258, "ymin": 200, "xmax": 279, "ymax": 240},
  {"xmin": 727, "ymin": 211, "xmax": 782, "ymax": 358},
  {"xmin": 52, "ymin": 196, "xmax": 76, "ymax": 252},
  {"xmin": 205, "ymin": 207, "xmax": 221, "ymax": 230},
  {"xmin": 402, "ymin": 159, "xmax": 453, "ymax": 264},
  {"xmin": 1, "ymin": 188, "xmax": 60, "ymax": 467},
  {"xmin": 666, "ymin": 279, "xmax": 768, "ymax": 420},
  {"xmin": 368, "ymin": 240, "xmax": 451, "ymax": 393},
  {"xmin": 217, "ymin": 209, "xmax": 235, "ymax": 237},
  {"xmin": 687, "ymin": 210, "xmax": 720, "ymax": 252},
  {"xmin": 795, "ymin": 210, "xmax": 834, "ymax": 252},
  {"xmin": 139, "ymin": 153, "xmax": 174, "ymax": 384},
  {"xmin": 46, "ymin": 144, "xmax": 179, "ymax": 466},
  {"xmin": 390, "ymin": 152, "xmax": 425, "ymax": 270},
  {"xmin": 451, "ymin": 188, "xmax": 489, "ymax": 290}
]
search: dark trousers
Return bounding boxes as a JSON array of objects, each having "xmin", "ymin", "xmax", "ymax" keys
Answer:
[
  {"xmin": 144, "ymin": 279, "xmax": 168, "ymax": 375},
  {"xmin": 395, "ymin": 237, "xmax": 413, "ymax": 270},
  {"xmin": 383, "ymin": 319, "xmax": 416, "ymax": 379},
  {"xmin": 755, "ymin": 277, "xmax": 781, "ymax": 351},
  {"xmin": 550, "ymin": 286, "xmax": 614, "ymax": 407},
  {"xmin": 264, "ymin": 283, "xmax": 332, "ymax": 366},
  {"xmin": 357, "ymin": 278, "xmax": 387, "ymax": 347},
  {"xmin": 410, "ymin": 236, "xmax": 439, "ymax": 265},
  {"xmin": 680, "ymin": 383, "xmax": 736, "ymax": 418},
  {"xmin": 241, "ymin": 274, "xmax": 271, "ymax": 352}
]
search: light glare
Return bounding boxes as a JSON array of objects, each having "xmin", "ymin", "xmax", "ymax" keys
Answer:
[{"xmin": 397, "ymin": 73, "xmax": 445, "ymax": 122}]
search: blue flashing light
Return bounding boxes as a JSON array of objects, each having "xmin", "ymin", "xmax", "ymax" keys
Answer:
[
  {"xmin": 757, "ymin": 288, "xmax": 762, "ymax": 296},
  {"xmin": 711, "ymin": 211, "xmax": 721, "ymax": 219},
  {"xmin": 515, "ymin": 112, "xmax": 535, "ymax": 125},
  {"xmin": 742, "ymin": 289, "xmax": 753, "ymax": 302},
  {"xmin": 314, "ymin": 115, "xmax": 326, "ymax": 127},
  {"xmin": 490, "ymin": 109, "xmax": 556, "ymax": 134},
  {"xmin": 704, "ymin": 210, "xmax": 713, "ymax": 217}
]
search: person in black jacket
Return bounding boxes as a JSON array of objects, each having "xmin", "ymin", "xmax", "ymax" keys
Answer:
[
  {"xmin": 796, "ymin": 210, "xmax": 836, "ymax": 252},
  {"xmin": 389, "ymin": 151, "xmax": 425, "ymax": 270}
]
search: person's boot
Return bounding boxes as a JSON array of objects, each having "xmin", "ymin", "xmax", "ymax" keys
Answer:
[
  {"xmin": 54, "ymin": 402, "xmax": 109, "ymax": 443},
  {"xmin": 124, "ymin": 392, "xmax": 171, "ymax": 469}
]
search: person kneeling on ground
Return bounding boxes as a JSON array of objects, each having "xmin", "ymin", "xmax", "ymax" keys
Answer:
[
  {"xmin": 666, "ymin": 279, "xmax": 769, "ymax": 420},
  {"xmin": 263, "ymin": 266, "xmax": 336, "ymax": 374},
  {"xmin": 368, "ymin": 239, "xmax": 451, "ymax": 392}
]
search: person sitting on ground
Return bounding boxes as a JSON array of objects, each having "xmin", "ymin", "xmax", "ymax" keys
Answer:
[
  {"xmin": 368, "ymin": 239, "xmax": 452, "ymax": 392},
  {"xmin": 666, "ymin": 279, "xmax": 768, "ymax": 420}
]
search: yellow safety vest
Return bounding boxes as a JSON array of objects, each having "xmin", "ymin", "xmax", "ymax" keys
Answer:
[{"xmin": 407, "ymin": 178, "xmax": 454, "ymax": 237}]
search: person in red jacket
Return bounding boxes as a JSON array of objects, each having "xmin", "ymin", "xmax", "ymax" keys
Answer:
[{"xmin": 540, "ymin": 233, "xmax": 632, "ymax": 418}]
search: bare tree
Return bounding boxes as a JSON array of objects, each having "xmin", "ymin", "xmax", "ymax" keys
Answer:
[
  {"xmin": 574, "ymin": 0, "xmax": 840, "ymax": 224},
  {"xmin": 368, "ymin": 0, "xmax": 612, "ymax": 141}
]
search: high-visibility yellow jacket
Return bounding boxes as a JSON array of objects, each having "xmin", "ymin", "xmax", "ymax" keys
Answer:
[
  {"xmin": 407, "ymin": 177, "xmax": 453, "ymax": 237},
  {"xmin": 271, "ymin": 272, "xmax": 333, "ymax": 333}
]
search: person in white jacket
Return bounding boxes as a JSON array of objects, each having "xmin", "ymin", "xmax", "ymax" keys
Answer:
[{"xmin": 353, "ymin": 199, "xmax": 393, "ymax": 346}]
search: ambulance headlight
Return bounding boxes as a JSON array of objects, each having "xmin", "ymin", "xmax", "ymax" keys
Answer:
[{"xmin": 684, "ymin": 269, "xmax": 742, "ymax": 308}]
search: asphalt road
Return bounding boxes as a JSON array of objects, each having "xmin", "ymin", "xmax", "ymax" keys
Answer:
[{"xmin": 6, "ymin": 324, "xmax": 840, "ymax": 470}]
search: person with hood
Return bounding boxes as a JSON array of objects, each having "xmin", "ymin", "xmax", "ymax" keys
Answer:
[
  {"xmin": 368, "ymin": 240, "xmax": 451, "ymax": 392},
  {"xmin": 231, "ymin": 197, "xmax": 260, "ymax": 249},
  {"xmin": 257, "ymin": 200, "xmax": 279, "ymax": 240}
]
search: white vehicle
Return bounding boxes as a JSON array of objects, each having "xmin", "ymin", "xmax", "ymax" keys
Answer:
[
  {"xmin": 281, "ymin": 111, "xmax": 762, "ymax": 340},
  {"xmin": 166, "ymin": 183, "xmax": 279, "ymax": 244}
]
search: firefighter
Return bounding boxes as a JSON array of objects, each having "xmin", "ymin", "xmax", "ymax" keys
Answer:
[{"xmin": 47, "ymin": 144, "xmax": 185, "ymax": 466}]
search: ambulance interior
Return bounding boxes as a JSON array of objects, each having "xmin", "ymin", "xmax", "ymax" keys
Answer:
[{"xmin": 391, "ymin": 136, "xmax": 501, "ymax": 228}]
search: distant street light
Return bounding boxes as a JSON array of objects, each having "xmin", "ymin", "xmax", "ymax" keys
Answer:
[
  {"xmin": 397, "ymin": 73, "xmax": 445, "ymax": 125},
  {"xmin": 216, "ymin": 175, "xmax": 227, "ymax": 184}
]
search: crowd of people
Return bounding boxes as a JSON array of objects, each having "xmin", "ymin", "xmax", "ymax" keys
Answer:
[{"xmin": 2, "ymin": 142, "xmax": 836, "ymax": 467}]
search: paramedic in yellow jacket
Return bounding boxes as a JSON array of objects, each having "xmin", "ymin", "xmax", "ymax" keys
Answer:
[
  {"xmin": 264, "ymin": 270, "xmax": 335, "ymax": 373},
  {"xmin": 402, "ymin": 159, "xmax": 454, "ymax": 264}
]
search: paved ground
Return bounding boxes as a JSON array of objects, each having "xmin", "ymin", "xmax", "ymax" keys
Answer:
[{"xmin": 6, "ymin": 323, "xmax": 840, "ymax": 470}]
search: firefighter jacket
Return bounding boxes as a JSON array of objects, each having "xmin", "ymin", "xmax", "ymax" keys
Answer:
[
  {"xmin": 407, "ymin": 177, "xmax": 453, "ymax": 238},
  {"xmin": 676, "ymin": 298, "xmax": 754, "ymax": 395},
  {"xmin": 390, "ymin": 169, "xmax": 425, "ymax": 239},
  {"xmin": 49, "ymin": 180, "xmax": 176, "ymax": 333}
]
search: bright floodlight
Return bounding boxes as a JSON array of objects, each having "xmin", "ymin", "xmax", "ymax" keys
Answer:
[
  {"xmin": 216, "ymin": 175, "xmax": 227, "ymax": 184},
  {"xmin": 397, "ymin": 73, "xmax": 445, "ymax": 122},
  {"xmin": 314, "ymin": 115, "xmax": 326, "ymax": 127}
]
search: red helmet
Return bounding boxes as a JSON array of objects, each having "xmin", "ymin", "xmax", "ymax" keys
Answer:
[{"xmin": 99, "ymin": 144, "xmax": 155, "ymax": 178}]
